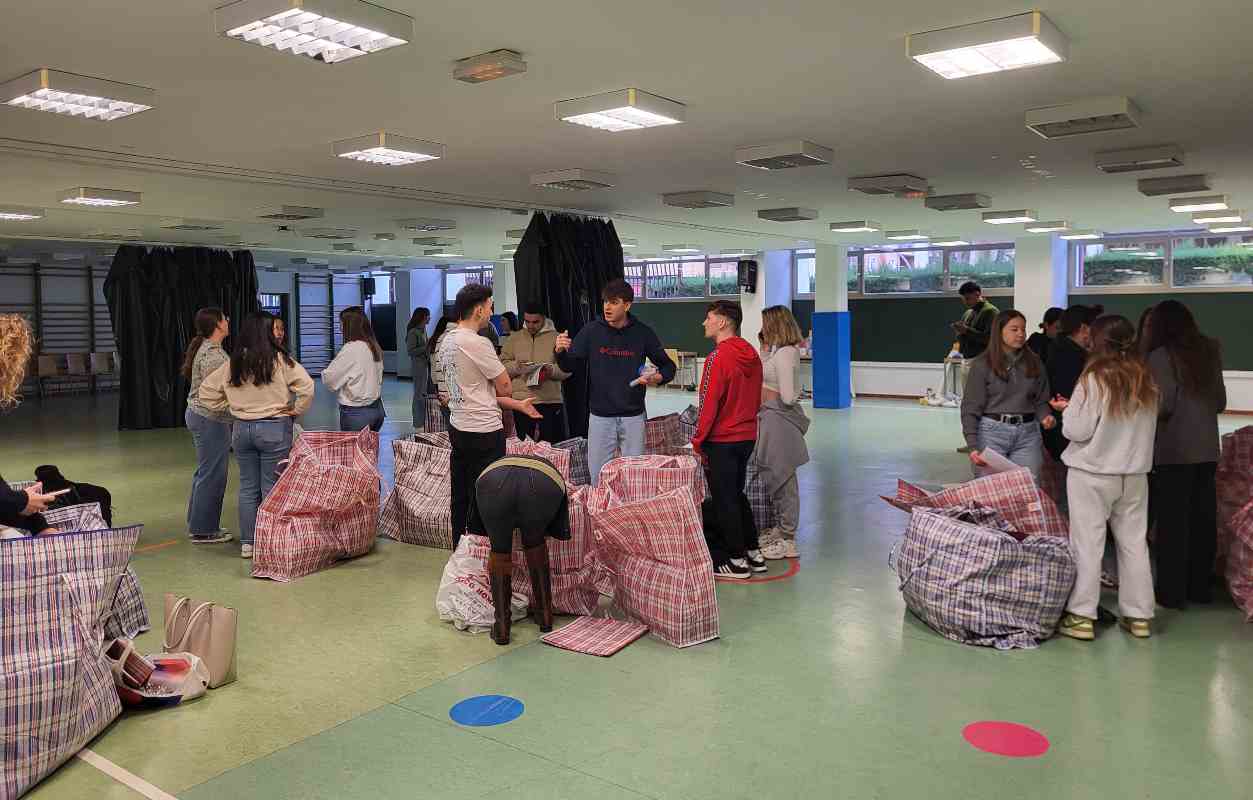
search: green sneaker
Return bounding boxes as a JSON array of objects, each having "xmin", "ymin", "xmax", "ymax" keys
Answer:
[
  {"xmin": 1119, "ymin": 617, "xmax": 1152, "ymax": 639},
  {"xmin": 1058, "ymin": 613, "xmax": 1095, "ymax": 641}
]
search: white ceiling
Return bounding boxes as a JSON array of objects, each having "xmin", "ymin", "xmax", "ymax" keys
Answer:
[{"xmin": 3, "ymin": 0, "xmax": 1253, "ymax": 266}]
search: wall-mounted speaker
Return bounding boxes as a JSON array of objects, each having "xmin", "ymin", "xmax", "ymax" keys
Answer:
[{"xmin": 737, "ymin": 259, "xmax": 758, "ymax": 293}]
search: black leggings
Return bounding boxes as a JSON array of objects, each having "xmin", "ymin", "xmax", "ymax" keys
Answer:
[
  {"xmin": 476, "ymin": 463, "xmax": 565, "ymax": 554},
  {"xmin": 450, "ymin": 426, "xmax": 506, "ymax": 548}
]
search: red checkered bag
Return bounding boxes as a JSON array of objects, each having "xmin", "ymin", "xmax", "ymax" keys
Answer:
[
  {"xmin": 645, "ymin": 413, "xmax": 685, "ymax": 454},
  {"xmin": 1217, "ymin": 427, "xmax": 1253, "ymax": 568},
  {"xmin": 1039, "ymin": 449, "xmax": 1068, "ymax": 516},
  {"xmin": 253, "ymin": 429, "xmax": 382, "ymax": 581},
  {"xmin": 541, "ymin": 616, "xmax": 648, "ymax": 656},
  {"xmin": 2, "ymin": 525, "xmax": 142, "ymax": 798},
  {"xmin": 506, "ymin": 438, "xmax": 572, "ymax": 483},
  {"xmin": 379, "ymin": 438, "xmax": 453, "ymax": 549},
  {"xmin": 593, "ymin": 454, "xmax": 708, "ymax": 511},
  {"xmin": 883, "ymin": 468, "xmax": 1067, "ymax": 538},
  {"xmin": 460, "ymin": 534, "xmax": 598, "ymax": 615},
  {"xmin": 413, "ymin": 431, "xmax": 451, "ymax": 449},
  {"xmin": 1225, "ymin": 500, "xmax": 1253, "ymax": 621},
  {"xmin": 590, "ymin": 486, "xmax": 717, "ymax": 648}
]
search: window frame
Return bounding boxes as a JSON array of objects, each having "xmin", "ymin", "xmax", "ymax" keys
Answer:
[
  {"xmin": 1069, "ymin": 232, "xmax": 1253, "ymax": 294},
  {"xmin": 849, "ymin": 242, "xmax": 1014, "ymax": 301},
  {"xmin": 442, "ymin": 265, "xmax": 495, "ymax": 305}
]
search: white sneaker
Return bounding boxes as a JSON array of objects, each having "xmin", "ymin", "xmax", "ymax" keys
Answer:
[
  {"xmin": 758, "ymin": 528, "xmax": 782, "ymax": 545},
  {"xmin": 745, "ymin": 550, "xmax": 768, "ymax": 573},
  {"xmin": 941, "ymin": 399, "xmax": 958, "ymax": 408},
  {"xmin": 240, "ymin": 544, "xmax": 254, "ymax": 559},
  {"xmin": 760, "ymin": 538, "xmax": 799, "ymax": 560}
]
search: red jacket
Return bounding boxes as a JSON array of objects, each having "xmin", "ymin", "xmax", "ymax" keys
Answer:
[{"xmin": 692, "ymin": 336, "xmax": 763, "ymax": 452}]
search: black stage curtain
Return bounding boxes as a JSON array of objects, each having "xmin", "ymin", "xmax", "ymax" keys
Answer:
[
  {"xmin": 104, "ymin": 245, "xmax": 260, "ymax": 430},
  {"xmin": 512, "ymin": 212, "xmax": 625, "ymax": 438}
]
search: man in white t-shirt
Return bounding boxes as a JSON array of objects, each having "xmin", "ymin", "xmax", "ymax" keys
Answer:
[{"xmin": 436, "ymin": 283, "xmax": 540, "ymax": 548}]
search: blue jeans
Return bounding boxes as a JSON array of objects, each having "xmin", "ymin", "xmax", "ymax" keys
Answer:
[
  {"xmin": 233, "ymin": 418, "xmax": 294, "ymax": 544},
  {"xmin": 588, "ymin": 413, "xmax": 646, "ymax": 486},
  {"xmin": 340, "ymin": 398, "xmax": 385, "ymax": 432},
  {"xmin": 186, "ymin": 408, "xmax": 231, "ymax": 536},
  {"xmin": 410, "ymin": 359, "xmax": 429, "ymax": 430},
  {"xmin": 975, "ymin": 417, "xmax": 1043, "ymax": 480}
]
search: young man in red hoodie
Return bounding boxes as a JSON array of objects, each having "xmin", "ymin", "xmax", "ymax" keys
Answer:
[{"xmin": 691, "ymin": 300, "xmax": 764, "ymax": 579}]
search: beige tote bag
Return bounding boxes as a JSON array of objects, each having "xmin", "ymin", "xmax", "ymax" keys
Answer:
[{"xmin": 163, "ymin": 594, "xmax": 238, "ymax": 688}]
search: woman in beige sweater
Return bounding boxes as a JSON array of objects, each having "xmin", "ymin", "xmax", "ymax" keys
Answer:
[{"xmin": 199, "ymin": 312, "xmax": 314, "ymax": 558}]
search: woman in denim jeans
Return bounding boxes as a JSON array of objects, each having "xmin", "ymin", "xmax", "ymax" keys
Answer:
[
  {"xmin": 960, "ymin": 310, "xmax": 1056, "ymax": 480},
  {"xmin": 198, "ymin": 312, "xmax": 314, "ymax": 558},
  {"xmin": 182, "ymin": 307, "xmax": 234, "ymax": 544}
]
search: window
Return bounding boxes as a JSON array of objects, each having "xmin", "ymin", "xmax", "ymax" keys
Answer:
[
  {"xmin": 443, "ymin": 267, "xmax": 494, "ymax": 301},
  {"xmin": 847, "ymin": 253, "xmax": 860, "ymax": 294},
  {"xmin": 707, "ymin": 260, "xmax": 740, "ymax": 296},
  {"xmin": 794, "ymin": 253, "xmax": 816, "ymax": 297},
  {"xmin": 624, "ymin": 262, "xmax": 645, "ymax": 299},
  {"xmin": 947, "ymin": 247, "xmax": 1015, "ymax": 290},
  {"xmin": 862, "ymin": 247, "xmax": 945, "ymax": 294},
  {"xmin": 645, "ymin": 260, "xmax": 706, "ymax": 300},
  {"xmin": 1076, "ymin": 241, "xmax": 1166, "ymax": 287},
  {"xmin": 368, "ymin": 272, "xmax": 393, "ymax": 304},
  {"xmin": 1170, "ymin": 236, "xmax": 1253, "ymax": 287}
]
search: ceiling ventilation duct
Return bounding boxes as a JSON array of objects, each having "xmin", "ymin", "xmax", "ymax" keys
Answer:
[
  {"xmin": 847, "ymin": 174, "xmax": 928, "ymax": 196},
  {"xmin": 757, "ymin": 207, "xmax": 818, "ymax": 222},
  {"xmin": 1025, "ymin": 96, "xmax": 1140, "ymax": 139},
  {"xmin": 924, "ymin": 193, "xmax": 991, "ymax": 211},
  {"xmin": 1137, "ymin": 174, "xmax": 1210, "ymax": 197},
  {"xmin": 735, "ymin": 140, "xmax": 833, "ymax": 170},
  {"xmin": 530, "ymin": 169, "xmax": 616, "ymax": 190},
  {"xmin": 662, "ymin": 191, "xmax": 735, "ymax": 209},
  {"xmin": 258, "ymin": 205, "xmax": 324, "ymax": 221},
  {"xmin": 1095, "ymin": 144, "xmax": 1184, "ymax": 174}
]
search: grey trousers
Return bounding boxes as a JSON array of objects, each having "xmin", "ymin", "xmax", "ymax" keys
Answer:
[
  {"xmin": 772, "ymin": 473, "xmax": 800, "ymax": 538},
  {"xmin": 1065, "ymin": 468, "xmax": 1155, "ymax": 620}
]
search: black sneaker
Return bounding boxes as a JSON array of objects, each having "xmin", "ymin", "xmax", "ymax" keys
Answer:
[
  {"xmin": 714, "ymin": 560, "xmax": 752, "ymax": 580},
  {"xmin": 745, "ymin": 550, "xmax": 768, "ymax": 573}
]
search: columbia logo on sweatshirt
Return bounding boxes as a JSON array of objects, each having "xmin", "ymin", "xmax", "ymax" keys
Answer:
[{"xmin": 598, "ymin": 346, "xmax": 636, "ymax": 358}]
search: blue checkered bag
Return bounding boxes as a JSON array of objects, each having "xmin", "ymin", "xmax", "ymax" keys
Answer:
[{"xmin": 554, "ymin": 437, "xmax": 591, "ymax": 486}]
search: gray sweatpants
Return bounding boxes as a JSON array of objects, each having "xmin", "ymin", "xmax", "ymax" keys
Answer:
[
  {"xmin": 1065, "ymin": 468, "xmax": 1155, "ymax": 620},
  {"xmin": 772, "ymin": 473, "xmax": 799, "ymax": 539}
]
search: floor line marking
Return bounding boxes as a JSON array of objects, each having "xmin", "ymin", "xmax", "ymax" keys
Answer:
[
  {"xmin": 134, "ymin": 539, "xmax": 180, "ymax": 554},
  {"xmin": 76, "ymin": 749, "xmax": 179, "ymax": 800},
  {"xmin": 715, "ymin": 559, "xmax": 801, "ymax": 584}
]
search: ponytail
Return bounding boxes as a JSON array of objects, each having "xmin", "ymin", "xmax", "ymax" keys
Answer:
[{"xmin": 181, "ymin": 307, "xmax": 226, "ymax": 380}]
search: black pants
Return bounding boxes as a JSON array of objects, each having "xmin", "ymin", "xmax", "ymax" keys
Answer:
[
  {"xmin": 704, "ymin": 440, "xmax": 759, "ymax": 564},
  {"xmin": 449, "ymin": 426, "xmax": 506, "ymax": 548},
  {"xmin": 476, "ymin": 463, "xmax": 566, "ymax": 554},
  {"xmin": 1150, "ymin": 462, "xmax": 1218, "ymax": 607},
  {"xmin": 513, "ymin": 403, "xmax": 568, "ymax": 444}
]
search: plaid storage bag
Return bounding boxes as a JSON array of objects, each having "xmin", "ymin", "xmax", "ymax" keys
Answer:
[
  {"xmin": 41, "ymin": 502, "xmax": 150, "ymax": 640},
  {"xmin": 252, "ymin": 428, "xmax": 382, "ymax": 581},
  {"xmin": 645, "ymin": 413, "xmax": 685, "ymax": 455},
  {"xmin": 554, "ymin": 437, "xmax": 590, "ymax": 486},
  {"xmin": 678, "ymin": 405, "xmax": 698, "ymax": 443},
  {"xmin": 595, "ymin": 454, "xmax": 708, "ymax": 511},
  {"xmin": 424, "ymin": 397, "xmax": 449, "ymax": 433},
  {"xmin": 505, "ymin": 439, "xmax": 572, "ymax": 483},
  {"xmin": 1, "ymin": 525, "xmax": 142, "ymax": 799},
  {"xmin": 413, "ymin": 431, "xmax": 451, "ymax": 449},
  {"xmin": 883, "ymin": 467, "xmax": 1067, "ymax": 539},
  {"xmin": 892, "ymin": 507, "xmax": 1075, "ymax": 650},
  {"xmin": 1038, "ymin": 449, "xmax": 1068, "ymax": 517},
  {"xmin": 460, "ymin": 535, "xmax": 598, "ymax": 616},
  {"xmin": 1225, "ymin": 500, "xmax": 1253, "ymax": 621},
  {"xmin": 1217, "ymin": 427, "xmax": 1253, "ymax": 569},
  {"xmin": 378, "ymin": 438, "xmax": 453, "ymax": 549},
  {"xmin": 589, "ymin": 485, "xmax": 718, "ymax": 648},
  {"xmin": 744, "ymin": 461, "xmax": 777, "ymax": 533}
]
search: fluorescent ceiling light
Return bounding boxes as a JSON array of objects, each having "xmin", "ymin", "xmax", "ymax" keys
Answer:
[
  {"xmin": 59, "ymin": 187, "xmax": 141, "ymax": 207},
  {"xmin": 1059, "ymin": 230, "xmax": 1102, "ymax": 240},
  {"xmin": 530, "ymin": 168, "xmax": 616, "ymax": 190},
  {"xmin": 662, "ymin": 244, "xmax": 702, "ymax": 253},
  {"xmin": 1, "ymin": 68, "xmax": 153, "ymax": 121},
  {"xmin": 1169, "ymin": 195, "xmax": 1228, "ymax": 213},
  {"xmin": 830, "ymin": 221, "xmax": 881, "ymax": 233},
  {"xmin": 0, "ymin": 205, "xmax": 45, "ymax": 221},
  {"xmin": 215, "ymin": 0, "xmax": 412, "ymax": 64},
  {"xmin": 1138, "ymin": 174, "xmax": 1210, "ymax": 197},
  {"xmin": 1095, "ymin": 144, "xmax": 1184, "ymax": 174},
  {"xmin": 931, "ymin": 236, "xmax": 970, "ymax": 246},
  {"xmin": 1238, "ymin": 237, "xmax": 1253, "ymax": 247},
  {"xmin": 983, "ymin": 209, "xmax": 1037, "ymax": 224},
  {"xmin": 720, "ymin": 249, "xmax": 758, "ymax": 257},
  {"xmin": 662, "ymin": 191, "xmax": 734, "ymax": 209},
  {"xmin": 160, "ymin": 218, "xmax": 226, "ymax": 231},
  {"xmin": 1209, "ymin": 223, "xmax": 1253, "ymax": 233},
  {"xmin": 907, "ymin": 11, "xmax": 1067, "ymax": 80},
  {"xmin": 1192, "ymin": 210, "xmax": 1243, "ymax": 224},
  {"xmin": 374, "ymin": 232, "xmax": 395, "ymax": 240},
  {"xmin": 1025, "ymin": 220, "xmax": 1070, "ymax": 233},
  {"xmin": 884, "ymin": 230, "xmax": 929, "ymax": 241},
  {"xmin": 453, "ymin": 49, "xmax": 526, "ymax": 83},
  {"xmin": 426, "ymin": 249, "xmax": 464, "ymax": 257},
  {"xmin": 619, "ymin": 238, "xmax": 638, "ymax": 248},
  {"xmin": 333, "ymin": 131, "xmax": 443, "ymax": 165},
  {"xmin": 555, "ymin": 88, "xmax": 685, "ymax": 132}
]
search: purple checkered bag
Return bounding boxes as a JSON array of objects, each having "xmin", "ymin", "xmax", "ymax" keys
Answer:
[
  {"xmin": 1217, "ymin": 426, "xmax": 1253, "ymax": 569},
  {"xmin": 379, "ymin": 438, "xmax": 453, "ymax": 549},
  {"xmin": 554, "ymin": 437, "xmax": 591, "ymax": 486},
  {"xmin": 2, "ymin": 525, "xmax": 142, "ymax": 798},
  {"xmin": 253, "ymin": 429, "xmax": 382, "ymax": 581},
  {"xmin": 892, "ymin": 507, "xmax": 1075, "ymax": 650},
  {"xmin": 744, "ymin": 461, "xmax": 777, "ymax": 532},
  {"xmin": 1225, "ymin": 501, "xmax": 1253, "ymax": 622}
]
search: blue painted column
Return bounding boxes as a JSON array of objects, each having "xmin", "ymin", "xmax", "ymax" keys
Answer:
[{"xmin": 812, "ymin": 244, "xmax": 851, "ymax": 409}]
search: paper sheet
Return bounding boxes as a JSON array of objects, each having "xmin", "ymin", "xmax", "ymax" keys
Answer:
[{"xmin": 979, "ymin": 448, "xmax": 1020, "ymax": 475}]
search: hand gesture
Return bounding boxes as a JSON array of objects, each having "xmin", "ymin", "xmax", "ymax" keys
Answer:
[
  {"xmin": 519, "ymin": 397, "xmax": 543, "ymax": 420},
  {"xmin": 23, "ymin": 483, "xmax": 55, "ymax": 515},
  {"xmin": 969, "ymin": 450, "xmax": 989, "ymax": 468},
  {"xmin": 1041, "ymin": 415, "xmax": 1057, "ymax": 431},
  {"xmin": 644, "ymin": 370, "xmax": 664, "ymax": 387},
  {"xmin": 554, "ymin": 330, "xmax": 572, "ymax": 353},
  {"xmin": 1048, "ymin": 395, "xmax": 1069, "ymax": 412}
]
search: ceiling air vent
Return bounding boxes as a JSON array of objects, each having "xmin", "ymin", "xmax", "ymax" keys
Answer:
[
  {"xmin": 290, "ymin": 257, "xmax": 330, "ymax": 266},
  {"xmin": 662, "ymin": 191, "xmax": 735, "ymax": 209},
  {"xmin": 160, "ymin": 218, "xmax": 226, "ymax": 231},
  {"xmin": 847, "ymin": 174, "xmax": 928, "ymax": 196},
  {"xmin": 258, "ymin": 205, "xmax": 324, "ymax": 221},
  {"xmin": 1095, "ymin": 144, "xmax": 1183, "ymax": 174},
  {"xmin": 396, "ymin": 217, "xmax": 456, "ymax": 231},
  {"xmin": 1137, "ymin": 174, "xmax": 1210, "ymax": 197},
  {"xmin": 757, "ymin": 207, "xmax": 818, "ymax": 222},
  {"xmin": 924, "ymin": 193, "xmax": 991, "ymax": 212},
  {"xmin": 412, "ymin": 236, "xmax": 459, "ymax": 247},
  {"xmin": 735, "ymin": 140, "xmax": 833, "ymax": 170},
  {"xmin": 1025, "ymin": 96, "xmax": 1140, "ymax": 140},
  {"xmin": 300, "ymin": 227, "xmax": 358, "ymax": 240},
  {"xmin": 531, "ymin": 169, "xmax": 616, "ymax": 190}
]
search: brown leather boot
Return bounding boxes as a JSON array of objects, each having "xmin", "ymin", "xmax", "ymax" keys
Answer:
[
  {"xmin": 488, "ymin": 551, "xmax": 513, "ymax": 645},
  {"xmin": 524, "ymin": 544, "xmax": 554, "ymax": 633}
]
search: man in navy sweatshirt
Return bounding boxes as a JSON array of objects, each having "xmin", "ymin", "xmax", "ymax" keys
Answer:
[{"xmin": 555, "ymin": 278, "xmax": 677, "ymax": 484}]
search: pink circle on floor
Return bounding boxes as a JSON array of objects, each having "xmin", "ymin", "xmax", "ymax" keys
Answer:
[{"xmin": 962, "ymin": 721, "xmax": 1050, "ymax": 758}]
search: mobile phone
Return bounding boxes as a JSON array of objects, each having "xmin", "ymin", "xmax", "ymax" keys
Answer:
[{"xmin": 48, "ymin": 488, "xmax": 72, "ymax": 497}]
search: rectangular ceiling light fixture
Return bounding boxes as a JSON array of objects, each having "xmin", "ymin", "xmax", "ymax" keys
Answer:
[
  {"xmin": 1059, "ymin": 230, "xmax": 1102, "ymax": 240},
  {"xmin": 425, "ymin": 248, "xmax": 464, "ymax": 257},
  {"xmin": 1137, "ymin": 174, "xmax": 1210, "ymax": 197},
  {"xmin": 59, "ymin": 187, "xmax": 141, "ymax": 207},
  {"xmin": 506, "ymin": 229, "xmax": 526, "ymax": 239},
  {"xmin": 1025, "ymin": 96, "xmax": 1140, "ymax": 139},
  {"xmin": 413, "ymin": 236, "xmax": 459, "ymax": 247},
  {"xmin": 1, "ymin": 68, "xmax": 154, "ymax": 121},
  {"xmin": 1192, "ymin": 210, "xmax": 1244, "ymax": 224},
  {"xmin": 924, "ymin": 193, "xmax": 991, "ymax": 212},
  {"xmin": 1239, "ymin": 237, "xmax": 1253, "ymax": 248},
  {"xmin": 982, "ymin": 209, "xmax": 1037, "ymax": 224},
  {"xmin": 757, "ymin": 207, "xmax": 818, "ymax": 222},
  {"xmin": 1094, "ymin": 144, "xmax": 1184, "ymax": 174},
  {"xmin": 453, "ymin": 49, "xmax": 526, "ymax": 83},
  {"xmin": 160, "ymin": 218, "xmax": 226, "ymax": 231},
  {"xmin": 373, "ymin": 232, "xmax": 395, "ymax": 240},
  {"xmin": 619, "ymin": 238, "xmax": 638, "ymax": 248},
  {"xmin": 259, "ymin": 205, "xmax": 324, "ymax": 220},
  {"xmin": 931, "ymin": 236, "xmax": 971, "ymax": 246},
  {"xmin": 1024, "ymin": 220, "xmax": 1070, "ymax": 233},
  {"xmin": 301, "ymin": 227, "xmax": 358, "ymax": 239},
  {"xmin": 214, "ymin": 0, "xmax": 412, "ymax": 64},
  {"xmin": 884, "ymin": 229, "xmax": 929, "ymax": 241},
  {"xmin": 396, "ymin": 217, "xmax": 456, "ymax": 231},
  {"xmin": 0, "ymin": 205, "xmax": 45, "ymax": 221},
  {"xmin": 830, "ymin": 221, "xmax": 881, "ymax": 233},
  {"xmin": 1170, "ymin": 195, "xmax": 1228, "ymax": 213},
  {"xmin": 735, "ymin": 140, "xmax": 833, "ymax": 170},
  {"xmin": 907, "ymin": 11, "xmax": 1067, "ymax": 80},
  {"xmin": 721, "ymin": 248, "xmax": 758, "ymax": 257},
  {"xmin": 662, "ymin": 244, "xmax": 702, "ymax": 253},
  {"xmin": 555, "ymin": 88, "xmax": 685, "ymax": 132},
  {"xmin": 1209, "ymin": 223, "xmax": 1253, "ymax": 233},
  {"xmin": 333, "ymin": 131, "xmax": 443, "ymax": 165},
  {"xmin": 662, "ymin": 191, "xmax": 734, "ymax": 209},
  {"xmin": 530, "ymin": 169, "xmax": 617, "ymax": 190}
]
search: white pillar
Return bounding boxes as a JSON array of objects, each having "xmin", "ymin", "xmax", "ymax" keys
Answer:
[
  {"xmin": 494, "ymin": 259, "xmax": 518, "ymax": 314},
  {"xmin": 741, "ymin": 250, "xmax": 791, "ymax": 347},
  {"xmin": 1012, "ymin": 235, "xmax": 1068, "ymax": 329},
  {"xmin": 814, "ymin": 244, "xmax": 849, "ymax": 313},
  {"xmin": 812, "ymin": 244, "xmax": 851, "ymax": 408}
]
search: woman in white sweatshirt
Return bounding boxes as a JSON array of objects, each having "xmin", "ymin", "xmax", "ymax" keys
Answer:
[
  {"xmin": 322, "ymin": 306, "xmax": 385, "ymax": 432},
  {"xmin": 1054, "ymin": 315, "xmax": 1159, "ymax": 641}
]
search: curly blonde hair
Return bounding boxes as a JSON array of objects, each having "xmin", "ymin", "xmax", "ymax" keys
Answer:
[{"xmin": 0, "ymin": 314, "xmax": 33, "ymax": 409}]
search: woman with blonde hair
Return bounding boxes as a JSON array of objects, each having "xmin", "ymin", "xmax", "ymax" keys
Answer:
[
  {"xmin": 753, "ymin": 305, "xmax": 810, "ymax": 560},
  {"xmin": 0, "ymin": 314, "xmax": 58, "ymax": 535}
]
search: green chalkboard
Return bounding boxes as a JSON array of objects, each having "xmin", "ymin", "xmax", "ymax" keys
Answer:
[
  {"xmin": 848, "ymin": 297, "xmax": 1011, "ymax": 362},
  {"xmin": 627, "ymin": 302, "xmax": 713, "ymax": 355},
  {"xmin": 1071, "ymin": 293, "xmax": 1253, "ymax": 371}
]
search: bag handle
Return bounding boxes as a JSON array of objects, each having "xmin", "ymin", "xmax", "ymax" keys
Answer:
[{"xmin": 164, "ymin": 598, "xmax": 216, "ymax": 651}]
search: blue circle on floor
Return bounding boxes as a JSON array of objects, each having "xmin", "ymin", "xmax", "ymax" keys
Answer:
[{"xmin": 449, "ymin": 695, "xmax": 524, "ymax": 727}]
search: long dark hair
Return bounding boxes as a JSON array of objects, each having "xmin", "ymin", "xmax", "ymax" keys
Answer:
[
  {"xmin": 229, "ymin": 311, "xmax": 294, "ymax": 387},
  {"xmin": 1143, "ymin": 299, "xmax": 1223, "ymax": 399},
  {"xmin": 500, "ymin": 311, "xmax": 519, "ymax": 333},
  {"xmin": 428, "ymin": 316, "xmax": 451, "ymax": 356},
  {"xmin": 1080, "ymin": 315, "xmax": 1158, "ymax": 418},
  {"xmin": 986, "ymin": 309, "xmax": 1042, "ymax": 379},
  {"xmin": 340, "ymin": 306, "xmax": 382, "ymax": 362},
  {"xmin": 181, "ymin": 307, "xmax": 225, "ymax": 380},
  {"xmin": 1135, "ymin": 306, "xmax": 1154, "ymax": 356},
  {"xmin": 407, "ymin": 306, "xmax": 430, "ymax": 333}
]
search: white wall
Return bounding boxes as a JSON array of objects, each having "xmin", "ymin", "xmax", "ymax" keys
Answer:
[
  {"xmin": 392, "ymin": 269, "xmax": 442, "ymax": 378},
  {"xmin": 1013, "ymin": 234, "xmax": 1068, "ymax": 329},
  {"xmin": 741, "ymin": 250, "xmax": 790, "ymax": 348},
  {"xmin": 257, "ymin": 270, "xmax": 294, "ymax": 295}
]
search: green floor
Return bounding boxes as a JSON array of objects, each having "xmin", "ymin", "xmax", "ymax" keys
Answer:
[{"xmin": 4, "ymin": 381, "xmax": 1251, "ymax": 800}]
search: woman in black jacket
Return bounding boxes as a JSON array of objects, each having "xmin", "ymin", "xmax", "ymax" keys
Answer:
[{"xmin": 1044, "ymin": 305, "xmax": 1103, "ymax": 462}]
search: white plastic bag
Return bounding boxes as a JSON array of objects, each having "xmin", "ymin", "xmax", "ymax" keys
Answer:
[
  {"xmin": 435, "ymin": 539, "xmax": 528, "ymax": 633},
  {"xmin": 107, "ymin": 639, "xmax": 210, "ymax": 708}
]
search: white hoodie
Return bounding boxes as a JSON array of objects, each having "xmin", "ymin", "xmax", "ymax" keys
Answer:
[
  {"xmin": 322, "ymin": 340, "xmax": 384, "ymax": 407},
  {"xmin": 1061, "ymin": 375, "xmax": 1157, "ymax": 475}
]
